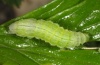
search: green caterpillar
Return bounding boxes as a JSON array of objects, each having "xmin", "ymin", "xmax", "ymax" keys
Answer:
[{"xmin": 9, "ymin": 19, "xmax": 89, "ymax": 48}]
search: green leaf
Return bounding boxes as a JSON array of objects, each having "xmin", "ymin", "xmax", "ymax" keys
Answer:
[
  {"xmin": 0, "ymin": 35, "xmax": 100, "ymax": 65},
  {"xmin": 0, "ymin": 0, "xmax": 100, "ymax": 65},
  {"xmin": 2, "ymin": 0, "xmax": 100, "ymax": 41}
]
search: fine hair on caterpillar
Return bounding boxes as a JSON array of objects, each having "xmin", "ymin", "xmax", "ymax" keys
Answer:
[{"xmin": 9, "ymin": 18, "xmax": 89, "ymax": 49}]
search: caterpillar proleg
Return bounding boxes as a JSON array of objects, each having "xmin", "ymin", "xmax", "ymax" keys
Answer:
[{"xmin": 9, "ymin": 19, "xmax": 89, "ymax": 48}]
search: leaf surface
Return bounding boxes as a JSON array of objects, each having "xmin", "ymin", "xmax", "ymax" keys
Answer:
[{"xmin": 0, "ymin": 0, "xmax": 100, "ymax": 65}]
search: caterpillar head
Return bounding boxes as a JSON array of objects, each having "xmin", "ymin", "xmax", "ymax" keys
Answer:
[{"xmin": 9, "ymin": 19, "xmax": 37, "ymax": 38}]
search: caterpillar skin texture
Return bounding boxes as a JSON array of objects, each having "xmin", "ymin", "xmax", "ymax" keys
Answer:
[{"xmin": 9, "ymin": 19, "xmax": 89, "ymax": 48}]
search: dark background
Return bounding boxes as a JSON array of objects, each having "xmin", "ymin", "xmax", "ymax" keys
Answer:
[{"xmin": 0, "ymin": 0, "xmax": 50, "ymax": 24}]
